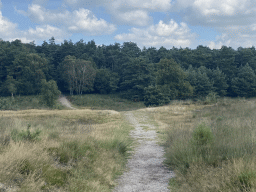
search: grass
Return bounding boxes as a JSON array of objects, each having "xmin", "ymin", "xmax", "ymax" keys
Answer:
[
  {"xmin": 146, "ymin": 96, "xmax": 256, "ymax": 191},
  {"xmin": 0, "ymin": 95, "xmax": 65, "ymax": 110},
  {"xmin": 2, "ymin": 93, "xmax": 256, "ymax": 191},
  {"xmin": 0, "ymin": 94, "xmax": 138, "ymax": 191},
  {"xmin": 67, "ymin": 93, "xmax": 145, "ymax": 111}
]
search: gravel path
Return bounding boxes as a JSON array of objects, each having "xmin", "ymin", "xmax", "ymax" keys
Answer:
[{"xmin": 113, "ymin": 111, "xmax": 174, "ymax": 192}]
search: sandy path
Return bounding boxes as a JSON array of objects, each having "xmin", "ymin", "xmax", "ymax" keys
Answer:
[
  {"xmin": 58, "ymin": 96, "xmax": 175, "ymax": 191},
  {"xmin": 113, "ymin": 111, "xmax": 174, "ymax": 192},
  {"xmin": 58, "ymin": 95, "xmax": 76, "ymax": 109}
]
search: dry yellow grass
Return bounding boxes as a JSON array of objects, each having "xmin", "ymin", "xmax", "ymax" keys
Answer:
[
  {"xmin": 144, "ymin": 98, "xmax": 256, "ymax": 191},
  {"xmin": 0, "ymin": 107, "xmax": 134, "ymax": 191}
]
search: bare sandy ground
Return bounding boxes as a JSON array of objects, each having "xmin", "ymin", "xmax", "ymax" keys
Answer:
[
  {"xmin": 113, "ymin": 111, "xmax": 174, "ymax": 192},
  {"xmin": 58, "ymin": 96, "xmax": 76, "ymax": 109}
]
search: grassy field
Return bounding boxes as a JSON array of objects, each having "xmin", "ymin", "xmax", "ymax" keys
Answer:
[
  {"xmin": 145, "ymin": 97, "xmax": 256, "ymax": 192},
  {"xmin": 67, "ymin": 93, "xmax": 145, "ymax": 111},
  {"xmin": 0, "ymin": 95, "xmax": 65, "ymax": 110},
  {"xmin": 1, "ymin": 93, "xmax": 256, "ymax": 191},
  {"xmin": 0, "ymin": 94, "xmax": 142, "ymax": 191}
]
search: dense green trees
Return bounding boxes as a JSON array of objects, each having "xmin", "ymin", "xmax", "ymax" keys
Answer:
[
  {"xmin": 0, "ymin": 38, "xmax": 255, "ymax": 106},
  {"xmin": 94, "ymin": 68, "xmax": 119, "ymax": 94},
  {"xmin": 119, "ymin": 57, "xmax": 155, "ymax": 101},
  {"xmin": 144, "ymin": 59, "xmax": 193, "ymax": 106},
  {"xmin": 58, "ymin": 56, "xmax": 96, "ymax": 95},
  {"xmin": 231, "ymin": 63, "xmax": 256, "ymax": 97}
]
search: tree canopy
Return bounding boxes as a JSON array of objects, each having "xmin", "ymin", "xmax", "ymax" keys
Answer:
[{"xmin": 0, "ymin": 37, "xmax": 255, "ymax": 106}]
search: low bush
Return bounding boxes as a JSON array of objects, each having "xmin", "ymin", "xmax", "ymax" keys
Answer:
[{"xmin": 11, "ymin": 124, "xmax": 41, "ymax": 142}]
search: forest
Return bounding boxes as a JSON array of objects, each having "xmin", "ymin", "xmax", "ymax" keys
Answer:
[{"xmin": 1, "ymin": 37, "xmax": 256, "ymax": 106}]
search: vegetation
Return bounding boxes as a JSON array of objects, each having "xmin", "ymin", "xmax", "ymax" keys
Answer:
[
  {"xmin": 147, "ymin": 97, "xmax": 256, "ymax": 191},
  {"xmin": 1, "ymin": 38, "xmax": 256, "ymax": 191},
  {"xmin": 1, "ymin": 38, "xmax": 256, "ymax": 106},
  {"xmin": 40, "ymin": 79, "xmax": 61, "ymax": 108},
  {"xmin": 0, "ymin": 95, "xmax": 137, "ymax": 191}
]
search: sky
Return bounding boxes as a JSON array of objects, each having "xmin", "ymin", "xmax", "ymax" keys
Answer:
[{"xmin": 1, "ymin": 0, "xmax": 256, "ymax": 50}]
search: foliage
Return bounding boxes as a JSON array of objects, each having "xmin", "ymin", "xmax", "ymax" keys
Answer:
[
  {"xmin": 120, "ymin": 57, "xmax": 155, "ymax": 101},
  {"xmin": 41, "ymin": 165, "xmax": 68, "ymax": 189},
  {"xmin": 59, "ymin": 56, "xmax": 96, "ymax": 95},
  {"xmin": 40, "ymin": 79, "xmax": 61, "ymax": 107},
  {"xmin": 7, "ymin": 52, "xmax": 49, "ymax": 95},
  {"xmin": 11, "ymin": 124, "xmax": 41, "ymax": 142},
  {"xmin": 204, "ymin": 91, "xmax": 220, "ymax": 104},
  {"xmin": 94, "ymin": 68, "xmax": 119, "ymax": 94},
  {"xmin": 0, "ymin": 38, "xmax": 256, "ymax": 101},
  {"xmin": 237, "ymin": 170, "xmax": 256, "ymax": 190},
  {"xmin": 5, "ymin": 75, "xmax": 17, "ymax": 97},
  {"xmin": 143, "ymin": 85, "xmax": 170, "ymax": 107},
  {"xmin": 154, "ymin": 58, "xmax": 193, "ymax": 102},
  {"xmin": 231, "ymin": 63, "xmax": 256, "ymax": 97},
  {"xmin": 192, "ymin": 123, "xmax": 214, "ymax": 147},
  {"xmin": 186, "ymin": 65, "xmax": 214, "ymax": 98}
]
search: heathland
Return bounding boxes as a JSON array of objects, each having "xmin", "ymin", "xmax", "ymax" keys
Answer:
[{"xmin": 0, "ymin": 94, "xmax": 255, "ymax": 191}]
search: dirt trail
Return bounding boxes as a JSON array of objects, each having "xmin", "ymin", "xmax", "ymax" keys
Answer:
[
  {"xmin": 58, "ymin": 95, "xmax": 76, "ymax": 109},
  {"xmin": 58, "ymin": 96, "xmax": 175, "ymax": 191},
  {"xmin": 113, "ymin": 111, "xmax": 174, "ymax": 192}
]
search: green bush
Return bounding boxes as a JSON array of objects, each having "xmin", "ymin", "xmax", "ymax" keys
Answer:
[
  {"xmin": 191, "ymin": 123, "xmax": 214, "ymax": 160},
  {"xmin": 237, "ymin": 170, "xmax": 256, "ymax": 191},
  {"xmin": 0, "ymin": 97, "xmax": 17, "ymax": 110},
  {"xmin": 143, "ymin": 85, "xmax": 170, "ymax": 107},
  {"xmin": 42, "ymin": 165, "xmax": 68, "ymax": 189},
  {"xmin": 11, "ymin": 124, "xmax": 41, "ymax": 142},
  {"xmin": 40, "ymin": 79, "xmax": 61, "ymax": 108},
  {"xmin": 204, "ymin": 91, "xmax": 220, "ymax": 104},
  {"xmin": 192, "ymin": 123, "xmax": 214, "ymax": 147}
]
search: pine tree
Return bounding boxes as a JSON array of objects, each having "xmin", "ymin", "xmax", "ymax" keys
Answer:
[
  {"xmin": 231, "ymin": 63, "xmax": 256, "ymax": 97},
  {"xmin": 211, "ymin": 67, "xmax": 228, "ymax": 97}
]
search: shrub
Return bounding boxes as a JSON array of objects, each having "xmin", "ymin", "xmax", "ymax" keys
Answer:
[
  {"xmin": 192, "ymin": 123, "xmax": 214, "ymax": 147},
  {"xmin": 41, "ymin": 165, "xmax": 68, "ymax": 189},
  {"xmin": 40, "ymin": 79, "xmax": 61, "ymax": 108},
  {"xmin": 11, "ymin": 124, "xmax": 41, "ymax": 142},
  {"xmin": 237, "ymin": 170, "xmax": 256, "ymax": 191},
  {"xmin": 204, "ymin": 91, "xmax": 220, "ymax": 104}
]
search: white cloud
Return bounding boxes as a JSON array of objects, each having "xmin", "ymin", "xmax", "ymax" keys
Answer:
[
  {"xmin": 114, "ymin": 10, "xmax": 151, "ymax": 26},
  {"xmin": 114, "ymin": 19, "xmax": 196, "ymax": 49},
  {"xmin": 207, "ymin": 23, "xmax": 256, "ymax": 49},
  {"xmin": 168, "ymin": 0, "xmax": 256, "ymax": 49},
  {"xmin": 25, "ymin": 25, "xmax": 68, "ymax": 39},
  {"xmin": 0, "ymin": 7, "xmax": 68, "ymax": 44},
  {"xmin": 25, "ymin": 4, "xmax": 116, "ymax": 35},
  {"xmin": 62, "ymin": 0, "xmax": 172, "ymax": 26},
  {"xmin": 0, "ymin": 12, "xmax": 18, "ymax": 37},
  {"xmin": 107, "ymin": 0, "xmax": 172, "ymax": 26}
]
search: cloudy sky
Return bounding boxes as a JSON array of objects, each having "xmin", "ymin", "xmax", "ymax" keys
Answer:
[{"xmin": 1, "ymin": 0, "xmax": 256, "ymax": 50}]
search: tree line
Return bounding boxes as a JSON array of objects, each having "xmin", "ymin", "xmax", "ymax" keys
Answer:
[{"xmin": 0, "ymin": 37, "xmax": 256, "ymax": 106}]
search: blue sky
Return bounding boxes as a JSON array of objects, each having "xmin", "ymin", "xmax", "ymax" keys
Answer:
[{"xmin": 0, "ymin": 0, "xmax": 256, "ymax": 50}]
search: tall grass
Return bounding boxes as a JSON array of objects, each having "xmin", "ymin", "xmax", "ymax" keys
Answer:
[
  {"xmin": 0, "ymin": 95, "xmax": 137, "ymax": 191},
  {"xmin": 160, "ymin": 97, "xmax": 256, "ymax": 191}
]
